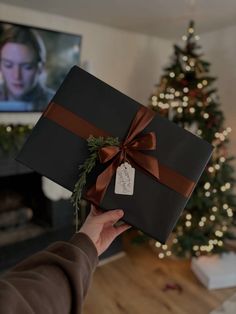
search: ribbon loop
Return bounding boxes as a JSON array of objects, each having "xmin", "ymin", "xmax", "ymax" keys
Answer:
[{"xmin": 86, "ymin": 106, "xmax": 160, "ymax": 204}]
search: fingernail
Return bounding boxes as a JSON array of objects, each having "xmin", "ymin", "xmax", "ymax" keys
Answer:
[{"xmin": 118, "ymin": 209, "xmax": 124, "ymax": 216}]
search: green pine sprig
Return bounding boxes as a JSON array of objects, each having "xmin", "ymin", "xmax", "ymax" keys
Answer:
[{"xmin": 70, "ymin": 135, "xmax": 120, "ymax": 230}]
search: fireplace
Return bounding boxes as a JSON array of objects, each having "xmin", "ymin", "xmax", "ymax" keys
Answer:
[
  {"xmin": 0, "ymin": 154, "xmax": 74, "ymax": 271},
  {"xmin": 0, "ymin": 149, "xmax": 124, "ymax": 270}
]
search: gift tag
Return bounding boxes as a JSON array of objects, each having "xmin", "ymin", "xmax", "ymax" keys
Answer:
[{"xmin": 114, "ymin": 162, "xmax": 135, "ymax": 195}]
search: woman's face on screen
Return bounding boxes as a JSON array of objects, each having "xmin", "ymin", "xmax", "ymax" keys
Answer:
[{"xmin": 0, "ymin": 42, "xmax": 42, "ymax": 99}]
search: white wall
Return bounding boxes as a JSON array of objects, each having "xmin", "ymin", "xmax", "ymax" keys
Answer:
[{"xmin": 0, "ymin": 2, "xmax": 171, "ymax": 124}]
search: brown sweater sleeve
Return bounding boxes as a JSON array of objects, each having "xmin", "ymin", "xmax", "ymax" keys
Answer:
[{"xmin": 0, "ymin": 232, "xmax": 98, "ymax": 314}]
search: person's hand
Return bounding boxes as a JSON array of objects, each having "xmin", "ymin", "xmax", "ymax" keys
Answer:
[{"xmin": 78, "ymin": 204, "xmax": 131, "ymax": 256}]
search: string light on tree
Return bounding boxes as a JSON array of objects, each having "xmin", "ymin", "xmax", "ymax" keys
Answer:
[{"xmin": 147, "ymin": 20, "xmax": 236, "ymax": 258}]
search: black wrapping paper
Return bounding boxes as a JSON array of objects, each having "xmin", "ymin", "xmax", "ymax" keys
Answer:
[{"xmin": 16, "ymin": 66, "xmax": 213, "ymax": 243}]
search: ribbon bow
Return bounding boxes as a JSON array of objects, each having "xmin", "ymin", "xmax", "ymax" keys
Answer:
[{"xmin": 85, "ymin": 106, "xmax": 160, "ymax": 205}]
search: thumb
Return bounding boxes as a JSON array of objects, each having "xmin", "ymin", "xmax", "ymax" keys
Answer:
[{"xmin": 96, "ymin": 209, "xmax": 124, "ymax": 224}]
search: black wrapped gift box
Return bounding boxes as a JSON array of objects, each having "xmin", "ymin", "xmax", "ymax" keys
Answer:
[{"xmin": 16, "ymin": 65, "xmax": 213, "ymax": 243}]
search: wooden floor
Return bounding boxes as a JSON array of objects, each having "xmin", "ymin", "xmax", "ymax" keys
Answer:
[{"xmin": 83, "ymin": 237, "xmax": 236, "ymax": 314}]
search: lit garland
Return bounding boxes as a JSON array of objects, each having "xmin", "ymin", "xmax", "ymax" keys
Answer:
[{"xmin": 0, "ymin": 123, "xmax": 34, "ymax": 155}]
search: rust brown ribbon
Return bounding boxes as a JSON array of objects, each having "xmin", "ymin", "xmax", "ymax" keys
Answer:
[{"xmin": 43, "ymin": 102, "xmax": 195, "ymax": 205}]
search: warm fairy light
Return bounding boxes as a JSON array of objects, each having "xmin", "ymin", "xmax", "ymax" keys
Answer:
[
  {"xmin": 175, "ymin": 91, "xmax": 181, "ymax": 97},
  {"xmin": 204, "ymin": 182, "xmax": 211, "ymax": 190},
  {"xmin": 158, "ymin": 253, "xmax": 164, "ymax": 259},
  {"xmin": 166, "ymin": 251, "xmax": 172, "ymax": 256},
  {"xmin": 189, "ymin": 107, "xmax": 195, "ymax": 113},
  {"xmin": 215, "ymin": 132, "xmax": 220, "ymax": 138},
  {"xmin": 162, "ymin": 244, "xmax": 168, "ymax": 250},
  {"xmin": 221, "ymin": 186, "xmax": 226, "ymax": 192},
  {"xmin": 195, "ymin": 35, "xmax": 200, "ymax": 40},
  {"xmin": 201, "ymin": 217, "xmax": 207, "ymax": 222},
  {"xmin": 170, "ymin": 88, "xmax": 175, "ymax": 93},
  {"xmin": 219, "ymin": 134, "xmax": 225, "ymax": 141},
  {"xmin": 222, "ymin": 226, "xmax": 228, "ymax": 231},
  {"xmin": 158, "ymin": 102, "xmax": 170, "ymax": 109},
  {"xmin": 188, "ymin": 27, "xmax": 194, "ymax": 33},
  {"xmin": 165, "ymin": 103, "xmax": 170, "ymax": 109},
  {"xmin": 171, "ymin": 101, "xmax": 179, "ymax": 107},
  {"xmin": 6, "ymin": 126, "xmax": 12, "ymax": 132},
  {"xmin": 214, "ymin": 164, "xmax": 220, "ymax": 170},
  {"xmin": 220, "ymin": 157, "xmax": 226, "ymax": 163},
  {"xmin": 208, "ymin": 166, "xmax": 214, "ymax": 173},
  {"xmin": 177, "ymin": 107, "xmax": 183, "ymax": 113},
  {"xmin": 152, "ymin": 96, "xmax": 157, "ymax": 101},
  {"xmin": 189, "ymin": 60, "xmax": 195, "ymax": 67},
  {"xmin": 199, "ymin": 245, "xmax": 213, "ymax": 252},
  {"xmin": 218, "ymin": 240, "xmax": 223, "ymax": 246},
  {"xmin": 212, "ymin": 206, "xmax": 218, "ymax": 212},
  {"xmin": 226, "ymin": 127, "xmax": 232, "ymax": 133},
  {"xmin": 183, "ymin": 87, "xmax": 189, "ymax": 93},
  {"xmin": 215, "ymin": 230, "xmax": 223, "ymax": 237},
  {"xmin": 225, "ymin": 182, "xmax": 231, "ymax": 189},
  {"xmin": 210, "ymin": 215, "xmax": 215, "ymax": 221},
  {"xmin": 203, "ymin": 113, "xmax": 209, "ymax": 119},
  {"xmin": 169, "ymin": 72, "xmax": 175, "ymax": 78},
  {"xmin": 182, "ymin": 56, "xmax": 188, "ymax": 61},
  {"xmin": 182, "ymin": 35, "xmax": 187, "ymax": 41},
  {"xmin": 199, "ymin": 221, "xmax": 204, "ymax": 227},
  {"xmin": 160, "ymin": 93, "xmax": 165, "ymax": 99},
  {"xmin": 197, "ymin": 83, "xmax": 203, "ymax": 89},
  {"xmin": 186, "ymin": 214, "xmax": 192, "ymax": 220},
  {"xmin": 202, "ymin": 80, "xmax": 208, "ymax": 86},
  {"xmin": 169, "ymin": 94, "xmax": 174, "ymax": 100},
  {"xmin": 227, "ymin": 208, "xmax": 233, "ymax": 217},
  {"xmin": 205, "ymin": 191, "xmax": 210, "ymax": 197},
  {"xmin": 183, "ymin": 102, "xmax": 188, "ymax": 107},
  {"xmin": 186, "ymin": 65, "xmax": 191, "ymax": 71},
  {"xmin": 185, "ymin": 221, "xmax": 191, "ymax": 227},
  {"xmin": 155, "ymin": 241, "xmax": 161, "ymax": 248},
  {"xmin": 223, "ymin": 204, "xmax": 229, "ymax": 209},
  {"xmin": 197, "ymin": 129, "xmax": 202, "ymax": 135},
  {"xmin": 193, "ymin": 245, "xmax": 199, "ymax": 251},
  {"xmin": 183, "ymin": 96, "xmax": 189, "ymax": 101}
]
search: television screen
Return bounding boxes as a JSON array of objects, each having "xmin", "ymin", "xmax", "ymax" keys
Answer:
[{"xmin": 0, "ymin": 21, "xmax": 82, "ymax": 112}]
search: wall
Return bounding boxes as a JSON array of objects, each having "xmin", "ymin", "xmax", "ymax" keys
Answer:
[
  {"xmin": 199, "ymin": 25, "xmax": 236, "ymax": 159},
  {"xmin": 0, "ymin": 3, "xmax": 235, "ymax": 165},
  {"xmin": 0, "ymin": 2, "xmax": 171, "ymax": 124}
]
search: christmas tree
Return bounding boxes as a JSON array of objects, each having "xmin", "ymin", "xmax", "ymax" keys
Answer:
[{"xmin": 148, "ymin": 21, "xmax": 236, "ymax": 258}]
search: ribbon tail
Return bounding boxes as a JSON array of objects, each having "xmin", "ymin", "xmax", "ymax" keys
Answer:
[
  {"xmin": 85, "ymin": 154, "xmax": 122, "ymax": 205},
  {"xmin": 124, "ymin": 106, "xmax": 156, "ymax": 144}
]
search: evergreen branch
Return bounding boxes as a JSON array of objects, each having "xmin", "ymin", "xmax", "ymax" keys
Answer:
[{"xmin": 70, "ymin": 135, "xmax": 120, "ymax": 229}]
